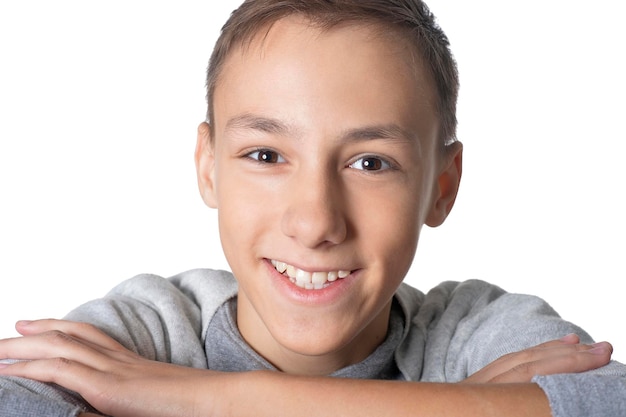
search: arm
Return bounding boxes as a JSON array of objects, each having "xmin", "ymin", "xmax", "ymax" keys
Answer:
[
  {"xmin": 0, "ymin": 319, "xmax": 614, "ymax": 417},
  {"xmin": 214, "ymin": 371, "xmax": 552, "ymax": 417}
]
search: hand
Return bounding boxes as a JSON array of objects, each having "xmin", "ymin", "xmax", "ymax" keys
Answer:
[
  {"xmin": 463, "ymin": 333, "xmax": 613, "ymax": 384},
  {"xmin": 0, "ymin": 319, "xmax": 225, "ymax": 417}
]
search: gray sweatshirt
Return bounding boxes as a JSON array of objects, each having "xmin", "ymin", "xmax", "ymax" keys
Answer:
[{"xmin": 1, "ymin": 268, "xmax": 625, "ymax": 416}]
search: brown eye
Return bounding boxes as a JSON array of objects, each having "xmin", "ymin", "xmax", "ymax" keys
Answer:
[
  {"xmin": 361, "ymin": 157, "xmax": 382, "ymax": 170},
  {"xmin": 247, "ymin": 149, "xmax": 285, "ymax": 163},
  {"xmin": 349, "ymin": 156, "xmax": 390, "ymax": 171}
]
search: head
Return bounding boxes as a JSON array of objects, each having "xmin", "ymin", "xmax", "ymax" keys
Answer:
[{"xmin": 195, "ymin": 0, "xmax": 462, "ymax": 375}]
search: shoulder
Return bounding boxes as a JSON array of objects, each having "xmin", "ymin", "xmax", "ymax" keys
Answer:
[
  {"xmin": 104, "ymin": 268, "xmax": 238, "ymax": 307},
  {"xmin": 65, "ymin": 269, "xmax": 239, "ymax": 365},
  {"xmin": 395, "ymin": 279, "xmax": 579, "ymax": 380},
  {"xmin": 395, "ymin": 279, "xmax": 508, "ymax": 322},
  {"xmin": 107, "ymin": 267, "xmax": 239, "ymax": 335},
  {"xmin": 399, "ymin": 278, "xmax": 569, "ymax": 343}
]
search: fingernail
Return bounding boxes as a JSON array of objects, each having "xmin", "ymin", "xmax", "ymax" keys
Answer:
[{"xmin": 16, "ymin": 320, "xmax": 32, "ymax": 327}]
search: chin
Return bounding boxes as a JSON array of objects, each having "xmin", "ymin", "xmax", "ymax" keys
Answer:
[{"xmin": 271, "ymin": 319, "xmax": 361, "ymax": 358}]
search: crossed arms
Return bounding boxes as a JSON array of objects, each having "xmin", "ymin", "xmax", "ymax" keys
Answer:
[{"xmin": 0, "ymin": 319, "xmax": 615, "ymax": 417}]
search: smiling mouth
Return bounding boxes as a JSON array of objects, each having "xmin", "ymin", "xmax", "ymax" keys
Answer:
[{"xmin": 270, "ymin": 259, "xmax": 351, "ymax": 290}]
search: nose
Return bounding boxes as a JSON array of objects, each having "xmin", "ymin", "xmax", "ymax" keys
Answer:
[{"xmin": 280, "ymin": 169, "xmax": 347, "ymax": 249}]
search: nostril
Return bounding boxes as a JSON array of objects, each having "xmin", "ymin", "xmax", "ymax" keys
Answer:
[{"xmin": 280, "ymin": 203, "xmax": 347, "ymax": 248}]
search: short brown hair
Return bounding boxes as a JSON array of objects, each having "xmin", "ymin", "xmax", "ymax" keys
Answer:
[{"xmin": 206, "ymin": 0, "xmax": 459, "ymax": 147}]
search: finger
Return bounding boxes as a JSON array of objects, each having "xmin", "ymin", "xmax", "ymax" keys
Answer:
[
  {"xmin": 524, "ymin": 333, "xmax": 581, "ymax": 349},
  {"xmin": 505, "ymin": 339, "xmax": 612, "ymax": 366},
  {"xmin": 15, "ymin": 319, "xmax": 127, "ymax": 352},
  {"xmin": 0, "ymin": 330, "xmax": 100, "ymax": 364},
  {"xmin": 0, "ymin": 328, "xmax": 138, "ymax": 372},
  {"xmin": 0, "ymin": 356, "xmax": 113, "ymax": 411},
  {"xmin": 0, "ymin": 353, "xmax": 208, "ymax": 417},
  {"xmin": 465, "ymin": 336, "xmax": 608, "ymax": 383},
  {"xmin": 550, "ymin": 333, "xmax": 580, "ymax": 345},
  {"xmin": 490, "ymin": 341, "xmax": 613, "ymax": 383}
]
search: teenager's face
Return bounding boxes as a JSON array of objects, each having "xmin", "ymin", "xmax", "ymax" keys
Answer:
[{"xmin": 196, "ymin": 17, "xmax": 460, "ymax": 375}]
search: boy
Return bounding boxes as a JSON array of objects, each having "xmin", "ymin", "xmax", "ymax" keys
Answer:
[{"xmin": 1, "ymin": 0, "xmax": 625, "ymax": 416}]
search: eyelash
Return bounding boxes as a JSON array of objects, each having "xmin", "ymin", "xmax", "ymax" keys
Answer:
[
  {"xmin": 244, "ymin": 148, "xmax": 285, "ymax": 164},
  {"xmin": 348, "ymin": 155, "xmax": 394, "ymax": 172}
]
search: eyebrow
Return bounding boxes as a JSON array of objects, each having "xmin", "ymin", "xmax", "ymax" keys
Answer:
[
  {"xmin": 225, "ymin": 113, "xmax": 299, "ymax": 137},
  {"xmin": 224, "ymin": 113, "xmax": 416, "ymax": 145},
  {"xmin": 340, "ymin": 124, "xmax": 416, "ymax": 144}
]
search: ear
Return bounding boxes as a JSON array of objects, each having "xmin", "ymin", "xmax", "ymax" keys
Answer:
[
  {"xmin": 425, "ymin": 141, "xmax": 463, "ymax": 227},
  {"xmin": 194, "ymin": 122, "xmax": 218, "ymax": 208}
]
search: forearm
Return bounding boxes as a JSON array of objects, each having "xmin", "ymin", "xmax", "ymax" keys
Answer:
[
  {"xmin": 3, "ymin": 321, "xmax": 618, "ymax": 417},
  {"xmin": 219, "ymin": 371, "xmax": 551, "ymax": 417}
]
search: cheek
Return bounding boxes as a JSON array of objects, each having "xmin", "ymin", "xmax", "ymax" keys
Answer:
[
  {"xmin": 214, "ymin": 167, "xmax": 280, "ymax": 265},
  {"xmin": 214, "ymin": 171, "xmax": 256, "ymax": 264},
  {"xmin": 350, "ymin": 183, "xmax": 423, "ymax": 266}
]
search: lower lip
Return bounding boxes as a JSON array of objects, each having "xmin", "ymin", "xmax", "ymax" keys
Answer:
[{"xmin": 264, "ymin": 259, "xmax": 359, "ymax": 305}]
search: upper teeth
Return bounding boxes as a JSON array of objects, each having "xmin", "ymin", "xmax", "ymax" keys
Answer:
[{"xmin": 271, "ymin": 259, "xmax": 350, "ymax": 290}]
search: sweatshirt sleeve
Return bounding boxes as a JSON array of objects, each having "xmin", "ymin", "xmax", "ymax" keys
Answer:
[
  {"xmin": 444, "ymin": 281, "xmax": 626, "ymax": 417},
  {"xmin": 0, "ymin": 375, "xmax": 89, "ymax": 417},
  {"xmin": 534, "ymin": 371, "xmax": 626, "ymax": 417}
]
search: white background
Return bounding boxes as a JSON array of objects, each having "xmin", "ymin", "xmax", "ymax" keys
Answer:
[{"xmin": 1, "ymin": 1, "xmax": 624, "ymax": 362}]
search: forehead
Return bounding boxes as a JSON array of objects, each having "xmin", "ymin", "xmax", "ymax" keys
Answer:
[{"xmin": 213, "ymin": 16, "xmax": 439, "ymax": 145}]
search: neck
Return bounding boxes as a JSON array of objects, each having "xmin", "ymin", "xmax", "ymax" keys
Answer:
[{"xmin": 237, "ymin": 299, "xmax": 393, "ymax": 376}]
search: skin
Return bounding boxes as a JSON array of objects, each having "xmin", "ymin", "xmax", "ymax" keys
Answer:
[{"xmin": 0, "ymin": 16, "xmax": 615, "ymax": 417}]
